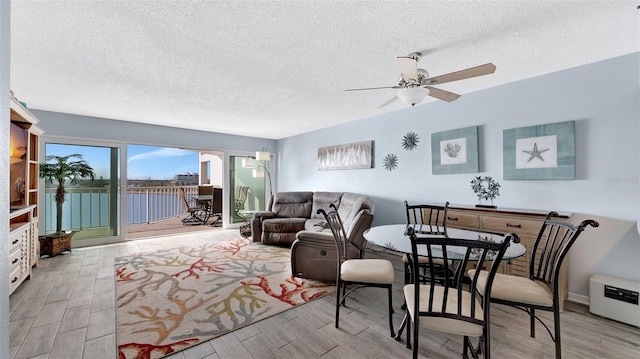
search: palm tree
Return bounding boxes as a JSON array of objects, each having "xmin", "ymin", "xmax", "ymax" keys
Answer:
[{"xmin": 40, "ymin": 154, "xmax": 96, "ymax": 235}]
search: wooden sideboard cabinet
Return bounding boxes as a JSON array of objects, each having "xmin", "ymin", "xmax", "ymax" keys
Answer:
[
  {"xmin": 445, "ymin": 204, "xmax": 572, "ymax": 309},
  {"xmin": 8, "ymin": 93, "xmax": 42, "ymax": 294}
]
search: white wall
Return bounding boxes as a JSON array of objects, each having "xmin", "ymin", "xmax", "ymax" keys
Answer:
[
  {"xmin": 277, "ymin": 53, "xmax": 640, "ymax": 299},
  {"xmin": 199, "ymin": 152, "xmax": 223, "ymax": 186},
  {"xmin": 0, "ymin": 1, "xmax": 10, "ymax": 356}
]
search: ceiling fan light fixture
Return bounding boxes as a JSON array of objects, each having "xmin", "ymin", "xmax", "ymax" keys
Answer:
[{"xmin": 398, "ymin": 87, "xmax": 429, "ymax": 106}]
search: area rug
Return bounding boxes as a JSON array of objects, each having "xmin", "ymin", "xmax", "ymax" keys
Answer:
[{"xmin": 114, "ymin": 238, "xmax": 335, "ymax": 359}]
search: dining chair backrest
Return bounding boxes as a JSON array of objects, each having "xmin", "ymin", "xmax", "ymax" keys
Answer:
[
  {"xmin": 318, "ymin": 204, "xmax": 348, "ymax": 271},
  {"xmin": 404, "ymin": 201, "xmax": 449, "ymax": 232},
  {"xmin": 212, "ymin": 187, "xmax": 223, "ymax": 214},
  {"xmin": 198, "ymin": 185, "xmax": 213, "ymax": 196},
  {"xmin": 529, "ymin": 212, "xmax": 599, "ymax": 294}
]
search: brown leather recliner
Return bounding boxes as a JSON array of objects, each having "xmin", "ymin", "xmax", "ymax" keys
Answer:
[{"xmin": 250, "ymin": 191, "xmax": 314, "ymax": 246}]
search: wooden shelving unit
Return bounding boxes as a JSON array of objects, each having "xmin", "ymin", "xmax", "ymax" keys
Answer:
[{"xmin": 8, "ymin": 94, "xmax": 43, "ymax": 294}]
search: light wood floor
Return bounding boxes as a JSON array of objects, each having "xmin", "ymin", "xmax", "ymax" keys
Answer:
[{"xmin": 9, "ymin": 230, "xmax": 640, "ymax": 359}]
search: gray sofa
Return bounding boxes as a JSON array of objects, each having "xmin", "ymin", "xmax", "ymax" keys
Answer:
[{"xmin": 250, "ymin": 191, "xmax": 375, "ymax": 281}]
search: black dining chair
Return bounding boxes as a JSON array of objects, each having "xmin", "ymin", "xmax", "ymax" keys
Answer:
[
  {"xmin": 469, "ymin": 212, "xmax": 599, "ymax": 359},
  {"xmin": 404, "ymin": 226, "xmax": 518, "ymax": 359},
  {"xmin": 402, "ymin": 201, "xmax": 450, "ymax": 285},
  {"xmin": 319, "ymin": 205, "xmax": 396, "ymax": 338}
]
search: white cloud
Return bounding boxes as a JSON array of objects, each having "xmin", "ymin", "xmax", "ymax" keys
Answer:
[{"xmin": 128, "ymin": 148, "xmax": 192, "ymax": 162}]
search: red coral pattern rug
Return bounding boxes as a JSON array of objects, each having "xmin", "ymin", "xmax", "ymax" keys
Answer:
[{"xmin": 115, "ymin": 238, "xmax": 334, "ymax": 359}]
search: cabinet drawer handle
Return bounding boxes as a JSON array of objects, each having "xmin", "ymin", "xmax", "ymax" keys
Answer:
[
  {"xmin": 12, "ymin": 240, "xmax": 19, "ymax": 245},
  {"xmin": 447, "ymin": 217, "xmax": 459, "ymax": 221},
  {"xmin": 11, "ymin": 277, "xmax": 18, "ymax": 283},
  {"xmin": 12, "ymin": 258, "xmax": 18, "ymax": 264},
  {"xmin": 506, "ymin": 223, "xmax": 522, "ymax": 228}
]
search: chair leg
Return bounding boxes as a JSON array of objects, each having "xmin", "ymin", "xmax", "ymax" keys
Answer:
[
  {"xmin": 484, "ymin": 324, "xmax": 490, "ymax": 359},
  {"xmin": 406, "ymin": 313, "xmax": 412, "ymax": 349},
  {"xmin": 463, "ymin": 336, "xmax": 470, "ymax": 359},
  {"xmin": 387, "ymin": 286, "xmax": 395, "ymax": 338},
  {"xmin": 412, "ymin": 315, "xmax": 419, "ymax": 359},
  {"xmin": 530, "ymin": 307, "xmax": 536, "ymax": 338},
  {"xmin": 554, "ymin": 307, "xmax": 562, "ymax": 359},
  {"xmin": 335, "ymin": 279, "xmax": 341, "ymax": 328}
]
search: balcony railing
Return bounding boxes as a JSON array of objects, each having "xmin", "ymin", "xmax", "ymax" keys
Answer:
[{"xmin": 42, "ymin": 185, "xmax": 198, "ymax": 234}]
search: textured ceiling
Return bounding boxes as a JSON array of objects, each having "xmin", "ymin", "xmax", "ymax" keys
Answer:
[{"xmin": 9, "ymin": 1, "xmax": 639, "ymax": 140}]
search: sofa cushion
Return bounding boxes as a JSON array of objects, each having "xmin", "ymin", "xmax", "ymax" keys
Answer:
[
  {"xmin": 337, "ymin": 193, "xmax": 373, "ymax": 235},
  {"xmin": 310, "ymin": 192, "xmax": 344, "ymax": 219},
  {"xmin": 304, "ymin": 218, "xmax": 330, "ymax": 232},
  {"xmin": 271, "ymin": 192, "xmax": 313, "ymax": 218},
  {"xmin": 262, "ymin": 217, "xmax": 307, "ymax": 233}
]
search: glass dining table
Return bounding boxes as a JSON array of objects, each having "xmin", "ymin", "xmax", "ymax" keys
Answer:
[
  {"xmin": 363, "ymin": 224, "xmax": 525, "ymax": 260},
  {"xmin": 363, "ymin": 224, "xmax": 525, "ymax": 343}
]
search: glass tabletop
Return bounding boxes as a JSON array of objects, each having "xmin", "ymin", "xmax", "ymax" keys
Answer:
[{"xmin": 363, "ymin": 224, "xmax": 525, "ymax": 260}]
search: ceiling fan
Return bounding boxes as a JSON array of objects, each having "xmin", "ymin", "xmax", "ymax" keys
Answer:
[{"xmin": 345, "ymin": 52, "xmax": 496, "ymax": 107}]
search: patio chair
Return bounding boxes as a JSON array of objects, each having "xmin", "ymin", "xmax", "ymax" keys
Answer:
[
  {"xmin": 179, "ymin": 187, "xmax": 207, "ymax": 225},
  {"xmin": 234, "ymin": 185, "xmax": 250, "ymax": 219}
]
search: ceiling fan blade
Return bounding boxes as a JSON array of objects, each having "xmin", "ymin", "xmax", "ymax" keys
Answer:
[
  {"xmin": 427, "ymin": 63, "xmax": 496, "ymax": 86},
  {"xmin": 426, "ymin": 86, "xmax": 461, "ymax": 102},
  {"xmin": 378, "ymin": 95, "xmax": 399, "ymax": 108},
  {"xmin": 345, "ymin": 86, "xmax": 400, "ymax": 92},
  {"xmin": 397, "ymin": 56, "xmax": 418, "ymax": 82}
]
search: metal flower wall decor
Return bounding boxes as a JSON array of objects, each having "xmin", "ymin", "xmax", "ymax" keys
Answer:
[
  {"xmin": 402, "ymin": 131, "xmax": 420, "ymax": 151},
  {"xmin": 383, "ymin": 153, "xmax": 398, "ymax": 171},
  {"xmin": 470, "ymin": 176, "xmax": 501, "ymax": 208}
]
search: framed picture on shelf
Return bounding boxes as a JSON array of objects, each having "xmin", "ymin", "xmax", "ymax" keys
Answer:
[
  {"xmin": 431, "ymin": 126, "xmax": 479, "ymax": 175},
  {"xmin": 503, "ymin": 120, "xmax": 575, "ymax": 180}
]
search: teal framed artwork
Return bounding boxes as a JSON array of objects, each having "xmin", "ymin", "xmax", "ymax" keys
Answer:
[
  {"xmin": 431, "ymin": 126, "xmax": 479, "ymax": 175},
  {"xmin": 503, "ymin": 120, "xmax": 575, "ymax": 180}
]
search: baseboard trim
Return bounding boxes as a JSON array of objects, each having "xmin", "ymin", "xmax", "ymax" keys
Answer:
[{"xmin": 568, "ymin": 292, "xmax": 589, "ymax": 306}]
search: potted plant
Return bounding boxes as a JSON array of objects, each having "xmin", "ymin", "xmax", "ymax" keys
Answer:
[{"xmin": 39, "ymin": 154, "xmax": 96, "ymax": 256}]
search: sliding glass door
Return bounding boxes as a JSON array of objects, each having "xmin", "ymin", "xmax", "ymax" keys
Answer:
[
  {"xmin": 225, "ymin": 152, "xmax": 268, "ymax": 227},
  {"xmin": 41, "ymin": 137, "xmax": 126, "ymax": 247}
]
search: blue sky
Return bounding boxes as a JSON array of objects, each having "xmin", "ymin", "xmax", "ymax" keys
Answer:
[{"xmin": 45, "ymin": 143, "xmax": 199, "ymax": 180}]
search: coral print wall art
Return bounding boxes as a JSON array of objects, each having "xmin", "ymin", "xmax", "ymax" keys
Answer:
[{"xmin": 431, "ymin": 126, "xmax": 479, "ymax": 175}]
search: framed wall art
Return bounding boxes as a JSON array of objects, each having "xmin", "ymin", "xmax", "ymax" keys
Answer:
[
  {"xmin": 503, "ymin": 120, "xmax": 575, "ymax": 180},
  {"xmin": 317, "ymin": 140, "xmax": 373, "ymax": 171},
  {"xmin": 431, "ymin": 126, "xmax": 479, "ymax": 175}
]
